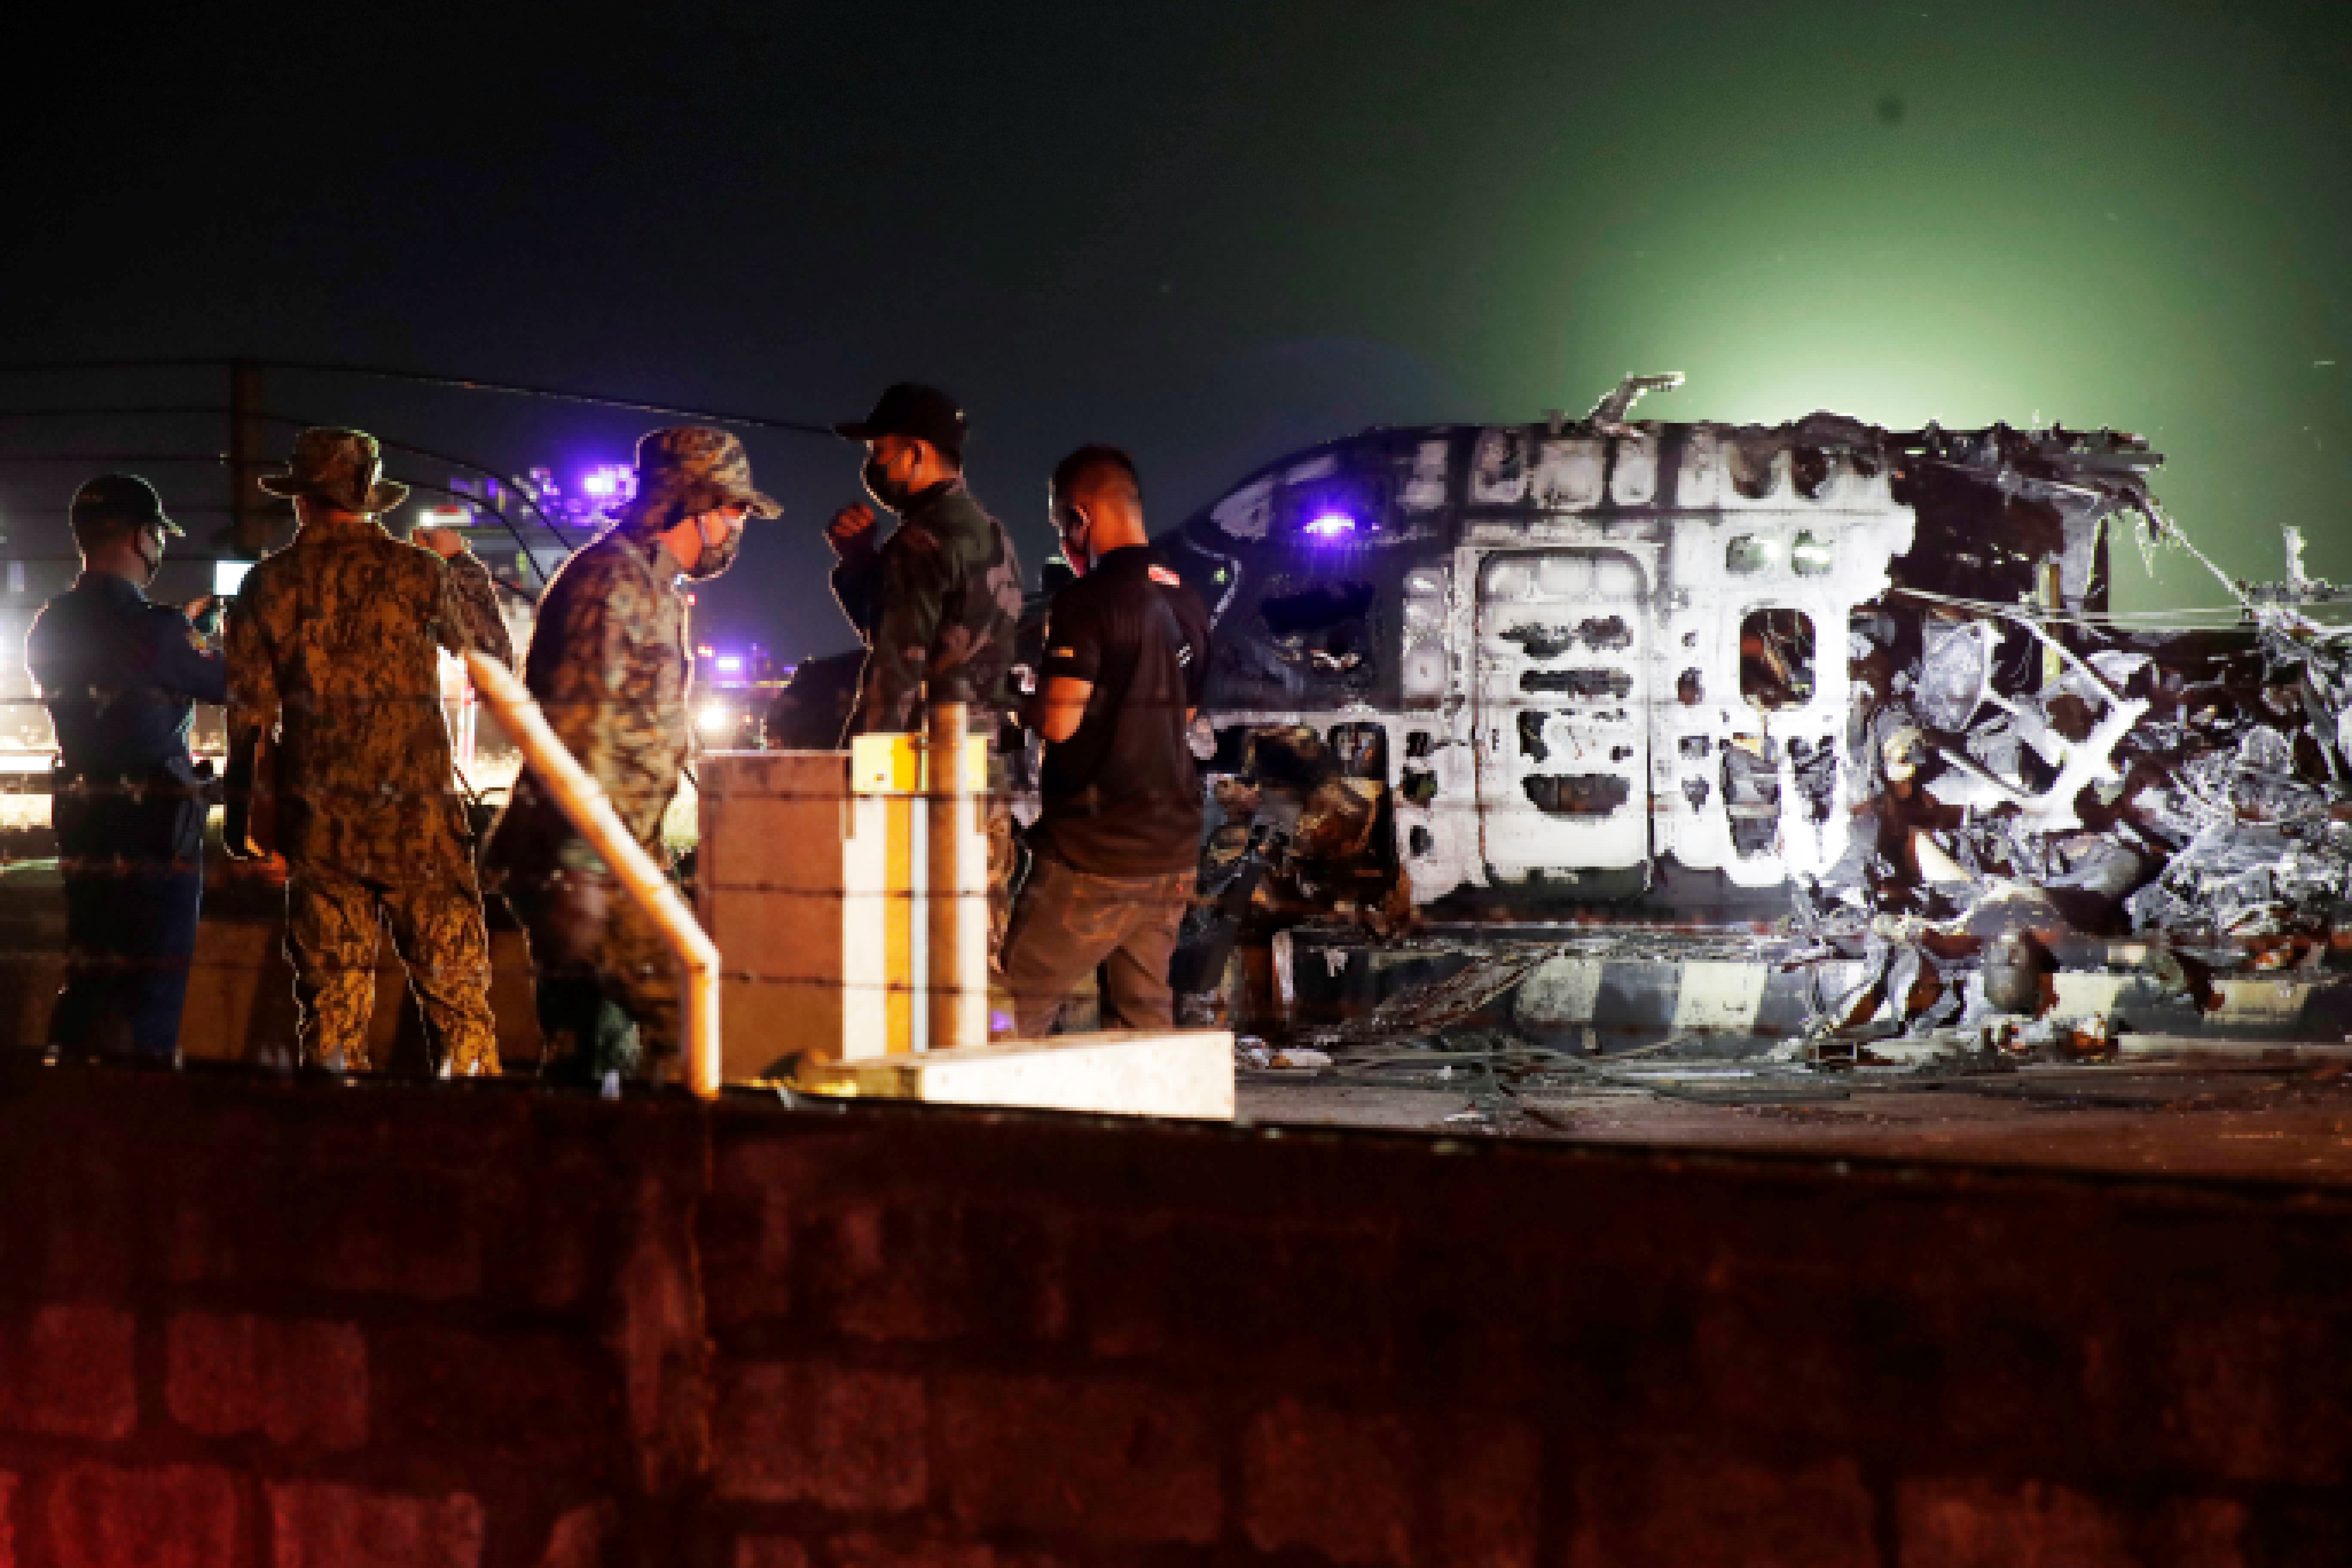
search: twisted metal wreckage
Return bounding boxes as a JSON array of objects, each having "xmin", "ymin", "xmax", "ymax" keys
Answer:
[{"xmin": 1150, "ymin": 375, "xmax": 2352, "ymax": 1055}]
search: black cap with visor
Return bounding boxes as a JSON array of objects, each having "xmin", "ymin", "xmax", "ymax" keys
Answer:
[
  {"xmin": 69, "ymin": 475, "xmax": 179, "ymax": 543},
  {"xmin": 833, "ymin": 383, "xmax": 968, "ymax": 461}
]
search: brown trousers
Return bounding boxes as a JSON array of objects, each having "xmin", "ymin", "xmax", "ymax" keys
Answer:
[{"xmin": 997, "ymin": 854, "xmax": 1194, "ymax": 1038}]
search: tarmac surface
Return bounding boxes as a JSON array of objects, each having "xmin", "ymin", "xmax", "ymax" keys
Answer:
[{"xmin": 1236, "ymin": 1045, "xmax": 2352, "ymax": 1185}]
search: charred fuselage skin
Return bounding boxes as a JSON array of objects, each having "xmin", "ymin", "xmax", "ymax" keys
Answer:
[{"xmin": 1155, "ymin": 410, "xmax": 2168, "ymax": 929}]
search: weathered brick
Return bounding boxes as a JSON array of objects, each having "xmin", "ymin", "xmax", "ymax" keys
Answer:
[
  {"xmin": 2164, "ymin": 1311, "xmax": 2352, "ymax": 1486},
  {"xmin": 1691, "ymin": 1294, "xmax": 1864, "ymax": 1444},
  {"xmin": 938, "ymin": 1373, "xmax": 1219, "ymax": 1545},
  {"xmin": 535, "ymin": 1502, "xmax": 615, "ymax": 1568},
  {"xmin": 953, "ymin": 1208, "xmax": 1073, "ymax": 1346},
  {"xmin": 698, "ymin": 1193, "xmax": 794, "ymax": 1328},
  {"xmin": 371, "ymin": 1326, "xmax": 612, "ymax": 1456},
  {"xmin": 1436, "ymin": 1420, "xmax": 1539, "ymax": 1568},
  {"xmin": 308, "ymin": 1176, "xmax": 485, "ymax": 1300},
  {"xmin": 1568, "ymin": 1449, "xmax": 1875, "ymax": 1568},
  {"xmin": 1243, "ymin": 1397, "xmax": 1413, "ymax": 1567},
  {"xmin": 34, "ymin": 1172, "xmax": 135, "ymax": 1292},
  {"xmin": 735, "ymin": 1540, "xmax": 810, "ymax": 1568},
  {"xmin": 168, "ymin": 1312, "xmax": 368, "ymax": 1449},
  {"xmin": 2154, "ymin": 1498, "xmax": 2247, "ymax": 1568},
  {"xmin": 163, "ymin": 1167, "xmax": 484, "ymax": 1300},
  {"xmin": 827, "ymin": 1530, "xmax": 1068, "ymax": 1568},
  {"xmin": 268, "ymin": 1482, "xmax": 484, "ymax": 1568},
  {"xmin": 1897, "ymin": 1477, "xmax": 2125, "ymax": 1568},
  {"xmin": 714, "ymin": 1362, "xmax": 927, "ymax": 1511},
  {"xmin": 802, "ymin": 1204, "xmax": 965, "ymax": 1343},
  {"xmin": 0, "ymin": 1304, "xmax": 137, "ymax": 1441},
  {"xmin": 826, "ymin": 1534, "xmax": 985, "ymax": 1568},
  {"xmin": 47, "ymin": 1462, "xmax": 239, "ymax": 1568}
]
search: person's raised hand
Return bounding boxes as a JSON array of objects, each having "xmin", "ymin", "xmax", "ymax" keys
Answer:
[
  {"xmin": 826, "ymin": 503, "xmax": 878, "ymax": 559},
  {"xmin": 414, "ymin": 524, "xmax": 467, "ymax": 560},
  {"xmin": 182, "ymin": 595, "xmax": 224, "ymax": 635}
]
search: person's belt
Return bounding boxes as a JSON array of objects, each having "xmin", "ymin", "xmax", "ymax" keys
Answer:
[{"xmin": 53, "ymin": 760, "xmax": 213, "ymax": 800}]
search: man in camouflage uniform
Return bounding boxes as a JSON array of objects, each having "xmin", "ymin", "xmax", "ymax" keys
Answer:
[
  {"xmin": 224, "ymin": 428, "xmax": 514, "ymax": 1074},
  {"xmin": 484, "ymin": 427, "xmax": 777, "ymax": 1084},
  {"xmin": 826, "ymin": 383, "xmax": 1026, "ymax": 954}
]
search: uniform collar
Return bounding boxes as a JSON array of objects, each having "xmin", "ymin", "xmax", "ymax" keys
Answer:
[
  {"xmin": 294, "ymin": 511, "xmax": 390, "ymax": 545},
  {"xmin": 1090, "ymin": 545, "xmax": 1151, "ymax": 576},
  {"xmin": 73, "ymin": 570, "xmax": 150, "ymax": 605},
  {"xmin": 899, "ymin": 478, "xmax": 966, "ymax": 525}
]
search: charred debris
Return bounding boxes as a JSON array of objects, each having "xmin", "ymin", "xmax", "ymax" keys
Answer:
[{"xmin": 1156, "ymin": 376, "xmax": 2352, "ymax": 1056}]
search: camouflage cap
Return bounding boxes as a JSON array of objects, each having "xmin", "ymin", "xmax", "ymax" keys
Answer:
[
  {"xmin": 257, "ymin": 428, "xmax": 410, "ymax": 515},
  {"xmin": 70, "ymin": 473, "xmax": 180, "ymax": 538},
  {"xmin": 623, "ymin": 426, "xmax": 781, "ymax": 530}
]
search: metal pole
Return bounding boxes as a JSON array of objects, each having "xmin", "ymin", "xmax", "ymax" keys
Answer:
[
  {"xmin": 926, "ymin": 698, "xmax": 986, "ymax": 1050},
  {"xmin": 227, "ymin": 360, "xmax": 284, "ymax": 555},
  {"xmin": 464, "ymin": 651, "xmax": 723, "ymax": 1096}
]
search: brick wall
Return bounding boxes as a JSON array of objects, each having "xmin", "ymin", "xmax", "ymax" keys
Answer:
[{"xmin": 0, "ymin": 1064, "xmax": 2346, "ymax": 1567}]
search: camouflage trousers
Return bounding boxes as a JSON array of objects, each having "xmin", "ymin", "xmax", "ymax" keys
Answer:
[
  {"xmin": 987, "ymin": 789, "xmax": 1017, "ymax": 961},
  {"xmin": 506, "ymin": 868, "xmax": 678, "ymax": 1084},
  {"xmin": 285, "ymin": 863, "xmax": 499, "ymax": 1075}
]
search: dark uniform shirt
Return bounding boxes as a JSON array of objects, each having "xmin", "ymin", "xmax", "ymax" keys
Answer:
[
  {"xmin": 1032, "ymin": 546, "xmax": 1212, "ymax": 875},
  {"xmin": 831, "ymin": 479, "xmax": 1026, "ymax": 735},
  {"xmin": 27, "ymin": 572, "xmax": 227, "ymax": 780}
]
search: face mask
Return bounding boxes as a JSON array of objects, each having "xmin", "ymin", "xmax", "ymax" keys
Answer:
[
  {"xmin": 862, "ymin": 455, "xmax": 913, "ymax": 512},
  {"xmin": 681, "ymin": 511, "xmax": 744, "ymax": 581},
  {"xmin": 132, "ymin": 527, "xmax": 164, "ymax": 585},
  {"xmin": 1055, "ymin": 505, "xmax": 1093, "ymax": 573}
]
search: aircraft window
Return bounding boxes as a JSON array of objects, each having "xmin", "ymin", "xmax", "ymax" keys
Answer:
[
  {"xmin": 1740, "ymin": 609, "xmax": 1816, "ymax": 709},
  {"xmin": 1260, "ymin": 580, "xmax": 1374, "ymax": 634},
  {"xmin": 1328, "ymin": 723, "xmax": 1387, "ymax": 778},
  {"xmin": 1726, "ymin": 536, "xmax": 1775, "ymax": 574},
  {"xmin": 1791, "ymin": 531, "xmax": 1833, "ymax": 576},
  {"xmin": 1522, "ymin": 774, "xmax": 1632, "ymax": 816},
  {"xmin": 1519, "ymin": 668, "xmax": 1635, "ymax": 699}
]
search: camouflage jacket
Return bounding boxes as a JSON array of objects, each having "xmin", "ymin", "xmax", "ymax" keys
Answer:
[
  {"xmin": 225, "ymin": 514, "xmax": 514, "ymax": 879},
  {"xmin": 483, "ymin": 525, "xmax": 689, "ymax": 882},
  {"xmin": 831, "ymin": 479, "xmax": 1024, "ymax": 735}
]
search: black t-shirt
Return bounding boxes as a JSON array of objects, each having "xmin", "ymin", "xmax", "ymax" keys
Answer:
[{"xmin": 1033, "ymin": 547, "xmax": 1212, "ymax": 874}]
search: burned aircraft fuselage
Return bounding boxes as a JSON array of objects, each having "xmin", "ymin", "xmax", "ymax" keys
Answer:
[{"xmin": 1155, "ymin": 408, "xmax": 2162, "ymax": 925}]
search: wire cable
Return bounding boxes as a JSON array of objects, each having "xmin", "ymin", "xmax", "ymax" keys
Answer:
[
  {"xmin": 0, "ymin": 403, "xmax": 582, "ymax": 552},
  {"xmin": 0, "ymin": 357, "xmax": 839, "ymax": 438}
]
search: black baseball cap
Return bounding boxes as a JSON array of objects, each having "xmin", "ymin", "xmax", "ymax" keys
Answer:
[
  {"xmin": 70, "ymin": 474, "xmax": 180, "ymax": 537},
  {"xmin": 833, "ymin": 383, "xmax": 967, "ymax": 459}
]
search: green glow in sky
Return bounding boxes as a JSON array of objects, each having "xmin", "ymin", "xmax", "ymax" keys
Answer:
[{"xmin": 1410, "ymin": 2, "xmax": 2350, "ymax": 612}]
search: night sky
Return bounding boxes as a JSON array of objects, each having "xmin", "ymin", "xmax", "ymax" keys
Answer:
[{"xmin": 3, "ymin": 1, "xmax": 2347, "ymax": 654}]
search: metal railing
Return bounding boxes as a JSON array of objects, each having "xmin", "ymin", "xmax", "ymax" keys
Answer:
[{"xmin": 463, "ymin": 650, "xmax": 723, "ymax": 1097}]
